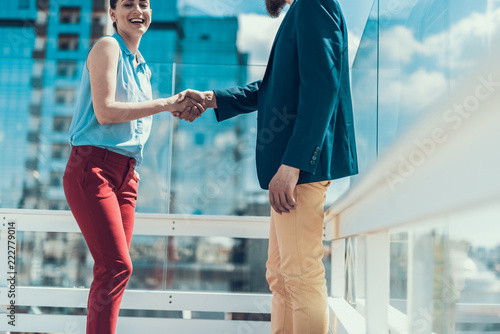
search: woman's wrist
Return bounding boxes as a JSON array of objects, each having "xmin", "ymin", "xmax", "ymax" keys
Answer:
[{"xmin": 162, "ymin": 96, "xmax": 175, "ymax": 112}]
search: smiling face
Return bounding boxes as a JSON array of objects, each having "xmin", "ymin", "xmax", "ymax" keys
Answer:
[{"xmin": 110, "ymin": 0, "xmax": 152, "ymax": 37}]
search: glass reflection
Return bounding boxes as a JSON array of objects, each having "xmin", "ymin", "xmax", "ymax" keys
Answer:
[
  {"xmin": 445, "ymin": 203, "xmax": 500, "ymax": 333},
  {"xmin": 390, "ymin": 232, "xmax": 408, "ymax": 313}
]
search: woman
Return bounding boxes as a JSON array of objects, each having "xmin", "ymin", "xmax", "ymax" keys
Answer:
[{"xmin": 63, "ymin": 1, "xmax": 202, "ymax": 333}]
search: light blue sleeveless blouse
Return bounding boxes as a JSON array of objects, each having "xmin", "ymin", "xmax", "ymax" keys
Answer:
[{"xmin": 68, "ymin": 33, "xmax": 153, "ymax": 165}]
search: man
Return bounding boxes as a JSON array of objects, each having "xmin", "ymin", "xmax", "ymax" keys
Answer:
[{"xmin": 177, "ymin": 0, "xmax": 357, "ymax": 332}]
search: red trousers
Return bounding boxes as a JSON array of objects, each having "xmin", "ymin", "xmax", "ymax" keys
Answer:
[{"xmin": 63, "ymin": 145, "xmax": 139, "ymax": 334}]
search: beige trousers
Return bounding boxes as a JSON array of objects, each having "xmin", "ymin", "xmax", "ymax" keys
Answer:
[{"xmin": 266, "ymin": 180, "xmax": 331, "ymax": 334}]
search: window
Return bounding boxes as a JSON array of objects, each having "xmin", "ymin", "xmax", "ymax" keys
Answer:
[
  {"xmin": 34, "ymin": 37, "xmax": 46, "ymax": 51},
  {"xmin": 58, "ymin": 34, "xmax": 79, "ymax": 51},
  {"xmin": 52, "ymin": 143, "xmax": 70, "ymax": 159},
  {"xmin": 48, "ymin": 200, "xmax": 70, "ymax": 211},
  {"xmin": 56, "ymin": 61, "xmax": 78, "ymax": 78},
  {"xmin": 60, "ymin": 7, "xmax": 81, "ymax": 24},
  {"xmin": 53, "ymin": 116, "xmax": 72, "ymax": 132},
  {"xmin": 33, "ymin": 61, "xmax": 44, "ymax": 77},
  {"xmin": 19, "ymin": 0, "xmax": 30, "ymax": 9},
  {"xmin": 91, "ymin": 16, "xmax": 106, "ymax": 39},
  {"xmin": 32, "ymin": 89, "xmax": 43, "ymax": 105},
  {"xmin": 50, "ymin": 171, "xmax": 64, "ymax": 187},
  {"xmin": 55, "ymin": 88, "xmax": 76, "ymax": 105}
]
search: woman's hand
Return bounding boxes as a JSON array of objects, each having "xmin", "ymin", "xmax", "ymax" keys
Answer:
[
  {"xmin": 175, "ymin": 89, "xmax": 217, "ymax": 122},
  {"xmin": 167, "ymin": 93, "xmax": 206, "ymax": 122}
]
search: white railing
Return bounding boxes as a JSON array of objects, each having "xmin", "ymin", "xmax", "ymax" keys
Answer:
[
  {"xmin": 0, "ymin": 211, "xmax": 274, "ymax": 334},
  {"xmin": 325, "ymin": 67, "xmax": 500, "ymax": 333}
]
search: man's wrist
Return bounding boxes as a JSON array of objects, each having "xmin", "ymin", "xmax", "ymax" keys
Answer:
[
  {"xmin": 204, "ymin": 91, "xmax": 217, "ymax": 109},
  {"xmin": 282, "ymin": 164, "xmax": 300, "ymax": 173}
]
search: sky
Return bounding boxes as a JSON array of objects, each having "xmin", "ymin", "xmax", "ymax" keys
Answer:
[{"xmin": 178, "ymin": 0, "xmax": 375, "ymax": 66}]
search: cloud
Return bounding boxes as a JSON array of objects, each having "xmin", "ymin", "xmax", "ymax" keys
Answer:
[
  {"xmin": 426, "ymin": 7, "xmax": 500, "ymax": 68},
  {"xmin": 400, "ymin": 69, "xmax": 447, "ymax": 108},
  {"xmin": 380, "ymin": 25, "xmax": 425, "ymax": 64},
  {"xmin": 348, "ymin": 30, "xmax": 361, "ymax": 67},
  {"xmin": 371, "ymin": 6, "xmax": 500, "ymax": 114},
  {"xmin": 379, "ymin": 68, "xmax": 448, "ymax": 111},
  {"xmin": 379, "ymin": 6, "xmax": 500, "ymax": 68},
  {"xmin": 237, "ymin": 13, "xmax": 285, "ymax": 66}
]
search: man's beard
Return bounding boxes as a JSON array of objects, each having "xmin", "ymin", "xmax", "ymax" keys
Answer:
[{"xmin": 266, "ymin": 0, "xmax": 287, "ymax": 17}]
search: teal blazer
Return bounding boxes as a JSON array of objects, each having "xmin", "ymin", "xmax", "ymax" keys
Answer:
[{"xmin": 214, "ymin": 0, "xmax": 358, "ymax": 190}]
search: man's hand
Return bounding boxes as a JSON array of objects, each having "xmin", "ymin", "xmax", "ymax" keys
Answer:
[
  {"xmin": 268, "ymin": 164, "xmax": 300, "ymax": 214},
  {"xmin": 168, "ymin": 94, "xmax": 205, "ymax": 121},
  {"xmin": 174, "ymin": 89, "xmax": 217, "ymax": 122},
  {"xmin": 172, "ymin": 97, "xmax": 204, "ymax": 112}
]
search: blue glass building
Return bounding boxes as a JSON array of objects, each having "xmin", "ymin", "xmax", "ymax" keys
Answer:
[
  {"xmin": 0, "ymin": 0, "xmax": 257, "ymax": 215},
  {"xmin": 0, "ymin": 0, "xmax": 40, "ymax": 208}
]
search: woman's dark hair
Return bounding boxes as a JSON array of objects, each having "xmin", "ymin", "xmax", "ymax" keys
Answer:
[{"xmin": 110, "ymin": 0, "xmax": 118, "ymax": 30}]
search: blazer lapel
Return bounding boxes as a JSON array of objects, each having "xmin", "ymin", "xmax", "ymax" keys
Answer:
[{"xmin": 262, "ymin": 1, "xmax": 297, "ymax": 82}]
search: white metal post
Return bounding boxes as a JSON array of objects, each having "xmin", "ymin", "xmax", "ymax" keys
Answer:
[{"xmin": 331, "ymin": 239, "xmax": 346, "ymax": 298}]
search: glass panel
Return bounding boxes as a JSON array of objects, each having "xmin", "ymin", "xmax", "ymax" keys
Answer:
[
  {"xmin": 17, "ymin": 231, "xmax": 92, "ymax": 287},
  {"xmin": 350, "ymin": 0, "xmax": 379, "ymax": 177},
  {"xmin": 345, "ymin": 237, "xmax": 358, "ymax": 305},
  {"xmin": 135, "ymin": 63, "xmax": 175, "ymax": 214},
  {"xmin": 354, "ymin": 236, "xmax": 366, "ymax": 308},
  {"xmin": 377, "ymin": 0, "xmax": 450, "ymax": 155},
  {"xmin": 171, "ymin": 63, "xmax": 268, "ymax": 216},
  {"xmin": 405, "ymin": 220, "xmax": 443, "ymax": 333},
  {"xmin": 375, "ymin": 0, "xmax": 500, "ymax": 155},
  {"xmin": 390, "ymin": 232, "xmax": 408, "ymax": 313},
  {"xmin": 402, "ymin": 203, "xmax": 500, "ymax": 333},
  {"xmin": 445, "ymin": 203, "xmax": 500, "ymax": 333},
  {"xmin": 16, "ymin": 231, "xmax": 273, "ymax": 293},
  {"xmin": 157, "ymin": 236, "xmax": 269, "ymax": 293}
]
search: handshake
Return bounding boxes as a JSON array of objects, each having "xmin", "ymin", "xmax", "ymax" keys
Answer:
[{"xmin": 169, "ymin": 89, "xmax": 217, "ymax": 122}]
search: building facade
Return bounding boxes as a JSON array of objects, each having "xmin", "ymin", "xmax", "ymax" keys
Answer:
[{"xmin": 1, "ymin": 0, "xmax": 260, "ymax": 215}]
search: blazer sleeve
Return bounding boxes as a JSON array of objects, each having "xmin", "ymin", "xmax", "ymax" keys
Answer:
[
  {"xmin": 281, "ymin": 0, "xmax": 345, "ymax": 174},
  {"xmin": 213, "ymin": 80, "xmax": 261, "ymax": 122}
]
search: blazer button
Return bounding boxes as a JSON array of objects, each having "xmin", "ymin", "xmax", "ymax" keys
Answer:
[
  {"xmin": 310, "ymin": 161, "xmax": 316, "ymax": 165},
  {"xmin": 312, "ymin": 156, "xmax": 317, "ymax": 160}
]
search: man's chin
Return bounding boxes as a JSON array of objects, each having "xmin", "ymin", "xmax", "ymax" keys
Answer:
[{"xmin": 266, "ymin": 0, "xmax": 287, "ymax": 17}]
